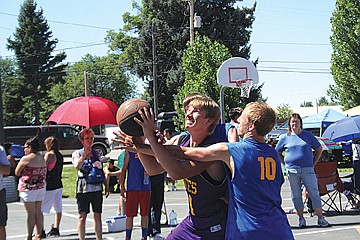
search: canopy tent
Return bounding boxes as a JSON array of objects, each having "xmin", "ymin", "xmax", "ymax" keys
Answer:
[
  {"xmin": 343, "ymin": 105, "xmax": 360, "ymax": 116},
  {"xmin": 302, "ymin": 109, "xmax": 347, "ymax": 135}
]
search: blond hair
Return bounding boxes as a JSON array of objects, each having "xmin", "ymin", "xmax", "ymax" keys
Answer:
[
  {"xmin": 182, "ymin": 93, "xmax": 220, "ymax": 134},
  {"xmin": 244, "ymin": 102, "xmax": 276, "ymax": 136}
]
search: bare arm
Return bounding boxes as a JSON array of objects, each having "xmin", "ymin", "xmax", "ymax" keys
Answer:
[
  {"xmin": 228, "ymin": 127, "xmax": 239, "ymax": 142},
  {"xmin": 72, "ymin": 148, "xmax": 91, "ymax": 170},
  {"xmin": 0, "ymin": 164, "xmax": 10, "ymax": 175},
  {"xmin": 106, "ymin": 169, "xmax": 122, "ymax": 177},
  {"xmin": 120, "ymin": 151, "xmax": 129, "ymax": 198},
  {"xmin": 44, "ymin": 152, "xmax": 57, "ymax": 170},
  {"xmin": 15, "ymin": 156, "xmax": 29, "ymax": 176},
  {"xmin": 136, "ymin": 108, "xmax": 226, "ymax": 179},
  {"xmin": 115, "ymin": 129, "xmax": 210, "ymax": 178},
  {"xmin": 278, "ymin": 153, "xmax": 285, "ymax": 165},
  {"xmin": 313, "ymin": 146, "xmax": 323, "ymax": 165},
  {"xmin": 7, "ymin": 155, "xmax": 16, "ymax": 169}
]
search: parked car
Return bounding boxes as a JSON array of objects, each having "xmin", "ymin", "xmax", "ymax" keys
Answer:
[
  {"xmin": 4, "ymin": 125, "xmax": 110, "ymax": 157},
  {"xmin": 266, "ymin": 121, "xmax": 321, "ymax": 144},
  {"xmin": 266, "ymin": 122, "xmax": 288, "ymax": 144},
  {"xmin": 157, "ymin": 111, "xmax": 178, "ymax": 134}
]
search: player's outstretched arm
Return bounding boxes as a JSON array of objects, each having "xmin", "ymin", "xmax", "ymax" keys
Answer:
[{"xmin": 135, "ymin": 107, "xmax": 221, "ymax": 179}]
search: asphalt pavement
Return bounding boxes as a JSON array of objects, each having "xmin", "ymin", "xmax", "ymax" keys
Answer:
[{"xmin": 5, "ymin": 176, "xmax": 360, "ymax": 239}]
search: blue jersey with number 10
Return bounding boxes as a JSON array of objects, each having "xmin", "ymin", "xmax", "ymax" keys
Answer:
[{"xmin": 225, "ymin": 138, "xmax": 294, "ymax": 240}]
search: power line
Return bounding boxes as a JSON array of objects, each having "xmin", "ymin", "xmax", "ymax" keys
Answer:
[
  {"xmin": 252, "ymin": 41, "xmax": 330, "ymax": 46},
  {"xmin": 0, "ymin": 11, "xmax": 115, "ymax": 31},
  {"xmin": 258, "ymin": 69, "xmax": 330, "ymax": 74},
  {"xmin": 259, "ymin": 60, "xmax": 330, "ymax": 64}
]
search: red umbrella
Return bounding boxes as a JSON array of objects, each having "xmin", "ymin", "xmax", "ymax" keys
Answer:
[{"xmin": 47, "ymin": 96, "xmax": 118, "ymax": 128}]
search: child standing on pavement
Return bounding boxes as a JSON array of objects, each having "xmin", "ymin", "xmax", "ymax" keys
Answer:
[{"xmin": 120, "ymin": 150, "xmax": 151, "ymax": 240}]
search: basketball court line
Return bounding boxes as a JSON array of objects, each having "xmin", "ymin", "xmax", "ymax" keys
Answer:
[{"xmin": 293, "ymin": 225, "xmax": 360, "ymax": 236}]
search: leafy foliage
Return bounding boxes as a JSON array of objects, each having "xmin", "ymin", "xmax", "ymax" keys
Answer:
[
  {"xmin": 6, "ymin": 0, "xmax": 67, "ymax": 124},
  {"xmin": 48, "ymin": 54, "xmax": 137, "ymax": 114},
  {"xmin": 300, "ymin": 101, "xmax": 314, "ymax": 107},
  {"xmin": 175, "ymin": 35, "xmax": 264, "ymax": 131},
  {"xmin": 318, "ymin": 96, "xmax": 329, "ymax": 106},
  {"xmin": 276, "ymin": 103, "xmax": 292, "ymax": 122},
  {"xmin": 106, "ymin": 0, "xmax": 256, "ymax": 113},
  {"xmin": 329, "ymin": 0, "xmax": 360, "ymax": 109}
]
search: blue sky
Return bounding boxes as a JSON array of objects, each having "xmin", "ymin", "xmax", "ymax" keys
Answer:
[{"xmin": 0, "ymin": 0, "xmax": 336, "ymax": 108}]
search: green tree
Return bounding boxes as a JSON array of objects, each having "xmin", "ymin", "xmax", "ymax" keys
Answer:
[
  {"xmin": 175, "ymin": 35, "xmax": 263, "ymax": 131},
  {"xmin": 48, "ymin": 54, "xmax": 136, "ymax": 113},
  {"xmin": 276, "ymin": 103, "xmax": 292, "ymax": 122},
  {"xmin": 300, "ymin": 101, "xmax": 313, "ymax": 107},
  {"xmin": 329, "ymin": 0, "xmax": 360, "ymax": 109},
  {"xmin": 106, "ymin": 0, "xmax": 256, "ymax": 112},
  {"xmin": 1, "ymin": 58, "xmax": 27, "ymax": 126},
  {"xmin": 318, "ymin": 96, "xmax": 329, "ymax": 106},
  {"xmin": 7, "ymin": 0, "xmax": 67, "ymax": 124}
]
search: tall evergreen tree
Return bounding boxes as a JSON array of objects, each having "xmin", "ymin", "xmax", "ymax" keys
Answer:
[
  {"xmin": 329, "ymin": 0, "xmax": 360, "ymax": 109},
  {"xmin": 106, "ymin": 0, "xmax": 256, "ymax": 112},
  {"xmin": 1, "ymin": 58, "xmax": 27, "ymax": 126},
  {"xmin": 7, "ymin": 0, "xmax": 67, "ymax": 124}
]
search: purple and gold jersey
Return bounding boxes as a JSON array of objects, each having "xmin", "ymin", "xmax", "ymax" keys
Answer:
[
  {"xmin": 225, "ymin": 138, "xmax": 294, "ymax": 240},
  {"xmin": 166, "ymin": 134, "xmax": 228, "ymax": 239},
  {"xmin": 180, "ymin": 134, "xmax": 228, "ymax": 218}
]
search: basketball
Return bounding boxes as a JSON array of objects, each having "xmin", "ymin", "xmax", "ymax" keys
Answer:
[{"xmin": 116, "ymin": 98, "xmax": 150, "ymax": 136}]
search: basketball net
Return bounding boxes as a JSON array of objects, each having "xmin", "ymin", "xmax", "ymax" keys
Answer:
[{"xmin": 235, "ymin": 79, "xmax": 253, "ymax": 98}]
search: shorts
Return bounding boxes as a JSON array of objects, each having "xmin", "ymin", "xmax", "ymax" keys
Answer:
[
  {"xmin": 41, "ymin": 188, "xmax": 63, "ymax": 213},
  {"xmin": 76, "ymin": 191, "xmax": 103, "ymax": 214},
  {"xmin": 166, "ymin": 208, "xmax": 227, "ymax": 240},
  {"xmin": 125, "ymin": 191, "xmax": 150, "ymax": 217},
  {"xmin": 19, "ymin": 188, "xmax": 46, "ymax": 202},
  {"xmin": 0, "ymin": 189, "xmax": 8, "ymax": 227}
]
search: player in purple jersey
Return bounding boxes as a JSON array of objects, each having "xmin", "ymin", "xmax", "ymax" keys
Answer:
[
  {"xmin": 115, "ymin": 93, "xmax": 237, "ymax": 239},
  {"xmin": 146, "ymin": 102, "xmax": 294, "ymax": 240}
]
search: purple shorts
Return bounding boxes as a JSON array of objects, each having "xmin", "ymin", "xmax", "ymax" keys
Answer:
[{"xmin": 166, "ymin": 208, "xmax": 227, "ymax": 240}]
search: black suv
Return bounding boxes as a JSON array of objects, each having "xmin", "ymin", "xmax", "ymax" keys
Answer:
[{"xmin": 4, "ymin": 125, "xmax": 110, "ymax": 157}]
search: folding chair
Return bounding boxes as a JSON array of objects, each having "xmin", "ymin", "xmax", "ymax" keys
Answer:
[
  {"xmin": 314, "ymin": 161, "xmax": 344, "ymax": 214},
  {"xmin": 341, "ymin": 177, "xmax": 360, "ymax": 210}
]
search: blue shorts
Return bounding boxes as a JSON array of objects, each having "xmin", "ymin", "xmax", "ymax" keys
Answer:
[
  {"xmin": 166, "ymin": 208, "xmax": 227, "ymax": 240},
  {"xmin": 76, "ymin": 191, "xmax": 103, "ymax": 214},
  {"xmin": 0, "ymin": 188, "xmax": 8, "ymax": 227}
]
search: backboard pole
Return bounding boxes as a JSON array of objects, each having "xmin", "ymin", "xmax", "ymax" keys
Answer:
[{"xmin": 220, "ymin": 86, "xmax": 226, "ymax": 123}]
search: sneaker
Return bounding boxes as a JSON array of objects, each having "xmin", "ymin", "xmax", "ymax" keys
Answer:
[
  {"xmin": 47, "ymin": 226, "xmax": 60, "ymax": 237},
  {"xmin": 299, "ymin": 217, "xmax": 306, "ymax": 228},
  {"xmin": 172, "ymin": 185, "xmax": 176, "ymax": 191},
  {"xmin": 41, "ymin": 230, "xmax": 47, "ymax": 238},
  {"xmin": 317, "ymin": 216, "xmax": 331, "ymax": 227},
  {"xmin": 165, "ymin": 185, "xmax": 170, "ymax": 192},
  {"xmin": 153, "ymin": 233, "xmax": 165, "ymax": 240}
]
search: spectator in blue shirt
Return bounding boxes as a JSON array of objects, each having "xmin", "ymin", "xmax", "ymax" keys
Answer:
[{"xmin": 275, "ymin": 113, "xmax": 330, "ymax": 228}]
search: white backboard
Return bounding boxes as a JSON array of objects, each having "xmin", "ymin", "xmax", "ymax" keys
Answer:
[{"xmin": 217, "ymin": 57, "xmax": 259, "ymax": 88}]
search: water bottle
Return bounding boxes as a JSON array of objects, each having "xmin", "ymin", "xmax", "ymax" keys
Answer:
[
  {"xmin": 143, "ymin": 171, "xmax": 150, "ymax": 185},
  {"xmin": 169, "ymin": 209, "xmax": 178, "ymax": 226}
]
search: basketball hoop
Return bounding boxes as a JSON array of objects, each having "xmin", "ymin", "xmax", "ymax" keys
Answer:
[{"xmin": 235, "ymin": 79, "xmax": 253, "ymax": 98}]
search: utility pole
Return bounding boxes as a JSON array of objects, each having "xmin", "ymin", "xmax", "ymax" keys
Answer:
[
  {"xmin": 152, "ymin": 20, "xmax": 158, "ymax": 117},
  {"xmin": 84, "ymin": 71, "xmax": 90, "ymax": 96},
  {"xmin": 189, "ymin": 0, "xmax": 195, "ymax": 43}
]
